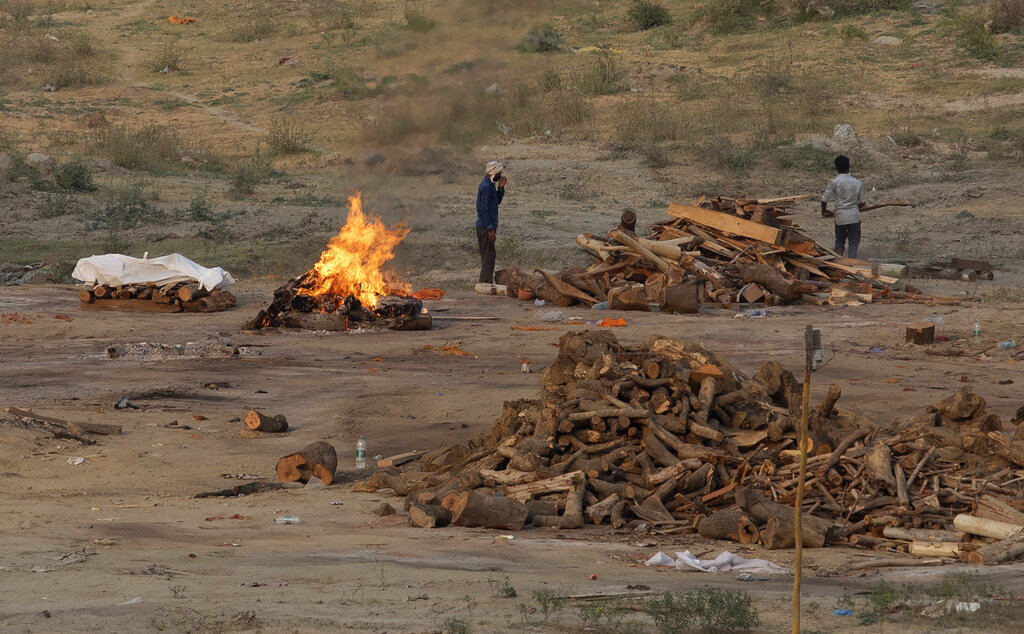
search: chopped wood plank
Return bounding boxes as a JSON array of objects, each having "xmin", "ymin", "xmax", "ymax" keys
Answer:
[
  {"xmin": 377, "ymin": 451, "xmax": 422, "ymax": 468},
  {"xmin": 667, "ymin": 203, "xmax": 783, "ymax": 245},
  {"xmin": 4, "ymin": 407, "xmax": 122, "ymax": 435}
]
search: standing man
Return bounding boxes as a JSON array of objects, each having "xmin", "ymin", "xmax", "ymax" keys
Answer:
[
  {"xmin": 476, "ymin": 161, "xmax": 506, "ymax": 283},
  {"xmin": 821, "ymin": 155, "xmax": 866, "ymax": 258}
]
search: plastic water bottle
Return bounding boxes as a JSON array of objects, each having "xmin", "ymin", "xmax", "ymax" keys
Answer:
[
  {"xmin": 972, "ymin": 321, "xmax": 981, "ymax": 338},
  {"xmin": 272, "ymin": 516, "xmax": 300, "ymax": 524},
  {"xmin": 998, "ymin": 341, "xmax": 1015, "ymax": 349},
  {"xmin": 356, "ymin": 436, "xmax": 366, "ymax": 469}
]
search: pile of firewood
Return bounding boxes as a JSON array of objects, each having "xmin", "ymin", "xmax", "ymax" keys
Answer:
[
  {"xmin": 77, "ymin": 282, "xmax": 236, "ymax": 313},
  {"xmin": 498, "ymin": 196, "xmax": 962, "ymax": 311},
  {"xmin": 357, "ymin": 330, "xmax": 1024, "ymax": 564}
]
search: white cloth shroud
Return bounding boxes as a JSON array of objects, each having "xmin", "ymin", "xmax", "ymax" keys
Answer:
[
  {"xmin": 644, "ymin": 550, "xmax": 789, "ymax": 575},
  {"xmin": 73, "ymin": 254, "xmax": 234, "ymax": 291}
]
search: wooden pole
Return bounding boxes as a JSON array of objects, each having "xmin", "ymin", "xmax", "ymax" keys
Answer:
[{"xmin": 792, "ymin": 324, "xmax": 813, "ymax": 634}]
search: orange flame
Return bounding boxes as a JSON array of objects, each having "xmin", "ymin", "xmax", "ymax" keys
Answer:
[{"xmin": 298, "ymin": 193, "xmax": 409, "ymax": 307}]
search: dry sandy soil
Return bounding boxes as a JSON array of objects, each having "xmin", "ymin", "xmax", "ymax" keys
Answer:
[{"xmin": 2, "ymin": 278, "xmax": 1024, "ymax": 633}]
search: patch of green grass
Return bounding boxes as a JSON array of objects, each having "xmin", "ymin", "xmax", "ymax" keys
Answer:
[
  {"xmin": 227, "ymin": 9, "xmax": 275, "ymax": 43},
  {"xmin": 90, "ymin": 125, "xmax": 187, "ymax": 173},
  {"xmin": 954, "ymin": 13, "xmax": 1001, "ymax": 60},
  {"xmin": 645, "ymin": 586, "xmax": 759, "ymax": 633},
  {"xmin": 444, "ymin": 60, "xmax": 475, "ymax": 75},
  {"xmin": 839, "ymin": 23, "xmax": 869, "ymax": 40}
]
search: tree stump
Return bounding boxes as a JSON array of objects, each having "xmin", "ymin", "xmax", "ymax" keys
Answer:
[
  {"xmin": 276, "ymin": 441, "xmax": 337, "ymax": 485},
  {"xmin": 763, "ymin": 515, "xmax": 826, "ymax": 549},
  {"xmin": 244, "ymin": 410, "xmax": 288, "ymax": 433}
]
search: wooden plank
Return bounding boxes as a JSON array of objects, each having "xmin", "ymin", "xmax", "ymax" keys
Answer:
[
  {"xmin": 81, "ymin": 298, "xmax": 183, "ymax": 313},
  {"xmin": 536, "ymin": 269, "xmax": 597, "ymax": 305},
  {"xmin": 667, "ymin": 203, "xmax": 783, "ymax": 245},
  {"xmin": 788, "ymin": 258, "xmax": 829, "ymax": 278},
  {"xmin": 377, "ymin": 451, "xmax": 422, "ymax": 468},
  {"xmin": 951, "ymin": 257, "xmax": 991, "ymax": 273}
]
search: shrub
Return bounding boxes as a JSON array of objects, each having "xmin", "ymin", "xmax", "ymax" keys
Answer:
[
  {"xmin": 645, "ymin": 587, "xmax": 760, "ymax": 633},
  {"xmin": 573, "ymin": 54, "xmax": 625, "ymax": 95},
  {"xmin": 839, "ymin": 24, "xmax": 869, "ymax": 40},
  {"xmin": 546, "ymin": 89, "xmax": 593, "ymax": 130},
  {"xmin": 992, "ymin": 0, "xmax": 1024, "ymax": 33},
  {"xmin": 89, "ymin": 183, "xmax": 162, "ymax": 251},
  {"xmin": 228, "ymin": 150, "xmax": 271, "ymax": 198},
  {"xmin": 267, "ymin": 117, "xmax": 311, "ymax": 155},
  {"xmin": 91, "ymin": 125, "xmax": 184, "ymax": 172},
  {"xmin": 516, "ymin": 24, "xmax": 564, "ymax": 53},
  {"xmin": 540, "ymin": 68, "xmax": 562, "ymax": 92},
  {"xmin": 228, "ymin": 11, "xmax": 274, "ymax": 43},
  {"xmin": 611, "ymin": 97, "xmax": 688, "ymax": 151},
  {"xmin": 40, "ymin": 191, "xmax": 77, "ymax": 218},
  {"xmin": 694, "ymin": 0, "xmax": 777, "ymax": 35},
  {"xmin": 403, "ymin": 9, "xmax": 435, "ymax": 32},
  {"xmin": 53, "ymin": 159, "xmax": 97, "ymax": 192},
  {"xmin": 628, "ymin": 1, "xmax": 672, "ymax": 30},
  {"xmin": 150, "ymin": 41, "xmax": 186, "ymax": 73},
  {"xmin": 955, "ymin": 13, "xmax": 1001, "ymax": 60},
  {"xmin": 185, "ymin": 190, "xmax": 215, "ymax": 221}
]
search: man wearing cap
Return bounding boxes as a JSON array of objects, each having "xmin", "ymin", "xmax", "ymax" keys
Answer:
[{"xmin": 476, "ymin": 161, "xmax": 506, "ymax": 284}]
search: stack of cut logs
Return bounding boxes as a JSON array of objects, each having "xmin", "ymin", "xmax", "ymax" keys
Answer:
[
  {"xmin": 498, "ymin": 196, "xmax": 961, "ymax": 311},
  {"xmin": 358, "ymin": 330, "xmax": 1024, "ymax": 564},
  {"xmin": 77, "ymin": 282, "xmax": 236, "ymax": 313}
]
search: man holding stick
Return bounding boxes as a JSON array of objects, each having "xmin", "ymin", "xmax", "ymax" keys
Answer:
[{"xmin": 820, "ymin": 155, "xmax": 865, "ymax": 258}]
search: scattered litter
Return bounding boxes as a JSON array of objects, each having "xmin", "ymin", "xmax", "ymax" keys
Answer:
[
  {"xmin": 167, "ymin": 15, "xmax": 196, "ymax": 24},
  {"xmin": 115, "ymin": 397, "xmax": 138, "ymax": 410},
  {"xmin": 216, "ymin": 542, "xmax": 241, "ymax": 547},
  {"xmin": 590, "ymin": 301, "xmax": 608, "ymax": 310},
  {"xmin": 868, "ymin": 346, "xmax": 885, "ymax": 353},
  {"xmin": 533, "ymin": 298, "xmax": 545, "ymax": 306},
  {"xmin": 735, "ymin": 309, "xmax": 772, "ymax": 318},
  {"xmin": 593, "ymin": 318, "xmax": 626, "ymax": 327},
  {"xmin": 404, "ymin": 593, "xmax": 429, "ymax": 601},
  {"xmin": 536, "ymin": 310, "xmax": 566, "ymax": 322},
  {"xmin": 588, "ymin": 574, "xmax": 598, "ymax": 580},
  {"xmin": 423, "ymin": 341, "xmax": 475, "ymax": 357},
  {"xmin": 244, "ymin": 581, "xmax": 288, "ymax": 587},
  {"xmin": 272, "ymin": 516, "xmax": 301, "ymax": 524},
  {"xmin": 921, "ymin": 599, "xmax": 981, "ymax": 617},
  {"xmin": 633, "ymin": 540, "xmax": 657, "ymax": 548},
  {"xmin": 330, "ymin": 501, "xmax": 344, "ymax": 506},
  {"xmin": 998, "ymin": 341, "xmax": 1015, "ymax": 349},
  {"xmin": 55, "ymin": 550, "xmax": 93, "ymax": 566},
  {"xmin": 305, "ymin": 476, "xmax": 326, "ymax": 490},
  {"xmin": 106, "ymin": 341, "xmax": 260, "ymax": 360},
  {"xmin": 93, "ymin": 538, "xmax": 121, "ymax": 546},
  {"xmin": 412, "ymin": 288, "xmax": 445, "ymax": 300},
  {"xmin": 54, "ymin": 314, "xmax": 72, "ymax": 322},
  {"xmin": 67, "ymin": 457, "xmax": 85, "ymax": 466},
  {"xmin": 833, "ymin": 609, "xmax": 852, "ymax": 616},
  {"xmin": 521, "ymin": 362, "xmax": 531, "ymax": 373},
  {"xmin": 277, "ymin": 56, "xmax": 298, "ymax": 66},
  {"xmin": 736, "ymin": 573, "xmax": 768, "ymax": 581},
  {"xmin": 117, "ymin": 597, "xmax": 142, "ymax": 605},
  {"xmin": 646, "ymin": 551, "xmax": 789, "ymax": 575},
  {"xmin": 2, "ymin": 313, "xmax": 34, "ymax": 325}
]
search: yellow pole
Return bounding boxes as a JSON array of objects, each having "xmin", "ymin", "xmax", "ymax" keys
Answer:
[{"xmin": 793, "ymin": 324, "xmax": 814, "ymax": 634}]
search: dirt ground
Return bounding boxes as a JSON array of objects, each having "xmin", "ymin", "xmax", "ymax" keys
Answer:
[{"xmin": 2, "ymin": 280, "xmax": 1024, "ymax": 633}]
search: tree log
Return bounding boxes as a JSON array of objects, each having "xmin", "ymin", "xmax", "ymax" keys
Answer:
[
  {"xmin": 865, "ymin": 442, "xmax": 897, "ymax": 494},
  {"xmin": 882, "ymin": 526, "xmax": 965, "ymax": 543},
  {"xmin": 480, "ymin": 469, "xmax": 537, "ymax": 486},
  {"xmin": 967, "ymin": 533, "xmax": 1024, "ymax": 564},
  {"xmin": 909, "ymin": 541, "xmax": 961, "ymax": 558},
  {"xmin": 818, "ymin": 384, "xmax": 841, "ymax": 418},
  {"xmin": 244, "ymin": 410, "xmax": 288, "ymax": 433},
  {"xmin": 559, "ymin": 472, "xmax": 587, "ymax": 529},
  {"xmin": 506, "ymin": 471, "xmax": 585, "ymax": 502},
  {"xmin": 953, "ymin": 514, "xmax": 1024, "ymax": 540},
  {"xmin": 733, "ymin": 262, "xmax": 816, "ymax": 300},
  {"xmin": 735, "ymin": 486, "xmax": 832, "ymax": 537},
  {"xmin": 276, "ymin": 441, "xmax": 337, "ymax": 485},
  {"xmin": 409, "ymin": 504, "xmax": 452, "ymax": 528},
  {"xmin": 633, "ymin": 495, "xmax": 673, "ymax": 523},
  {"xmin": 451, "ymin": 491, "xmax": 529, "ymax": 530},
  {"xmin": 698, "ymin": 510, "xmax": 760, "ymax": 544}
]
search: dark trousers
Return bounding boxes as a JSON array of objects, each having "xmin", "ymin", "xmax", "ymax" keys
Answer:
[
  {"xmin": 834, "ymin": 222, "xmax": 861, "ymax": 259},
  {"xmin": 476, "ymin": 227, "xmax": 496, "ymax": 283}
]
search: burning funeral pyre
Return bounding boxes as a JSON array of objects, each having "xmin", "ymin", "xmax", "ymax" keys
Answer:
[{"xmin": 245, "ymin": 194, "xmax": 431, "ymax": 331}]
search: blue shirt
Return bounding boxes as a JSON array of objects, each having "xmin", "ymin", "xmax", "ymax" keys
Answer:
[{"xmin": 475, "ymin": 177, "xmax": 504, "ymax": 230}]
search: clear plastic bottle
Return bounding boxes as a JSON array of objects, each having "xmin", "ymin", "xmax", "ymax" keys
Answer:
[
  {"xmin": 272, "ymin": 516, "xmax": 300, "ymax": 524},
  {"xmin": 356, "ymin": 436, "xmax": 367, "ymax": 469},
  {"xmin": 973, "ymin": 321, "xmax": 981, "ymax": 338}
]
